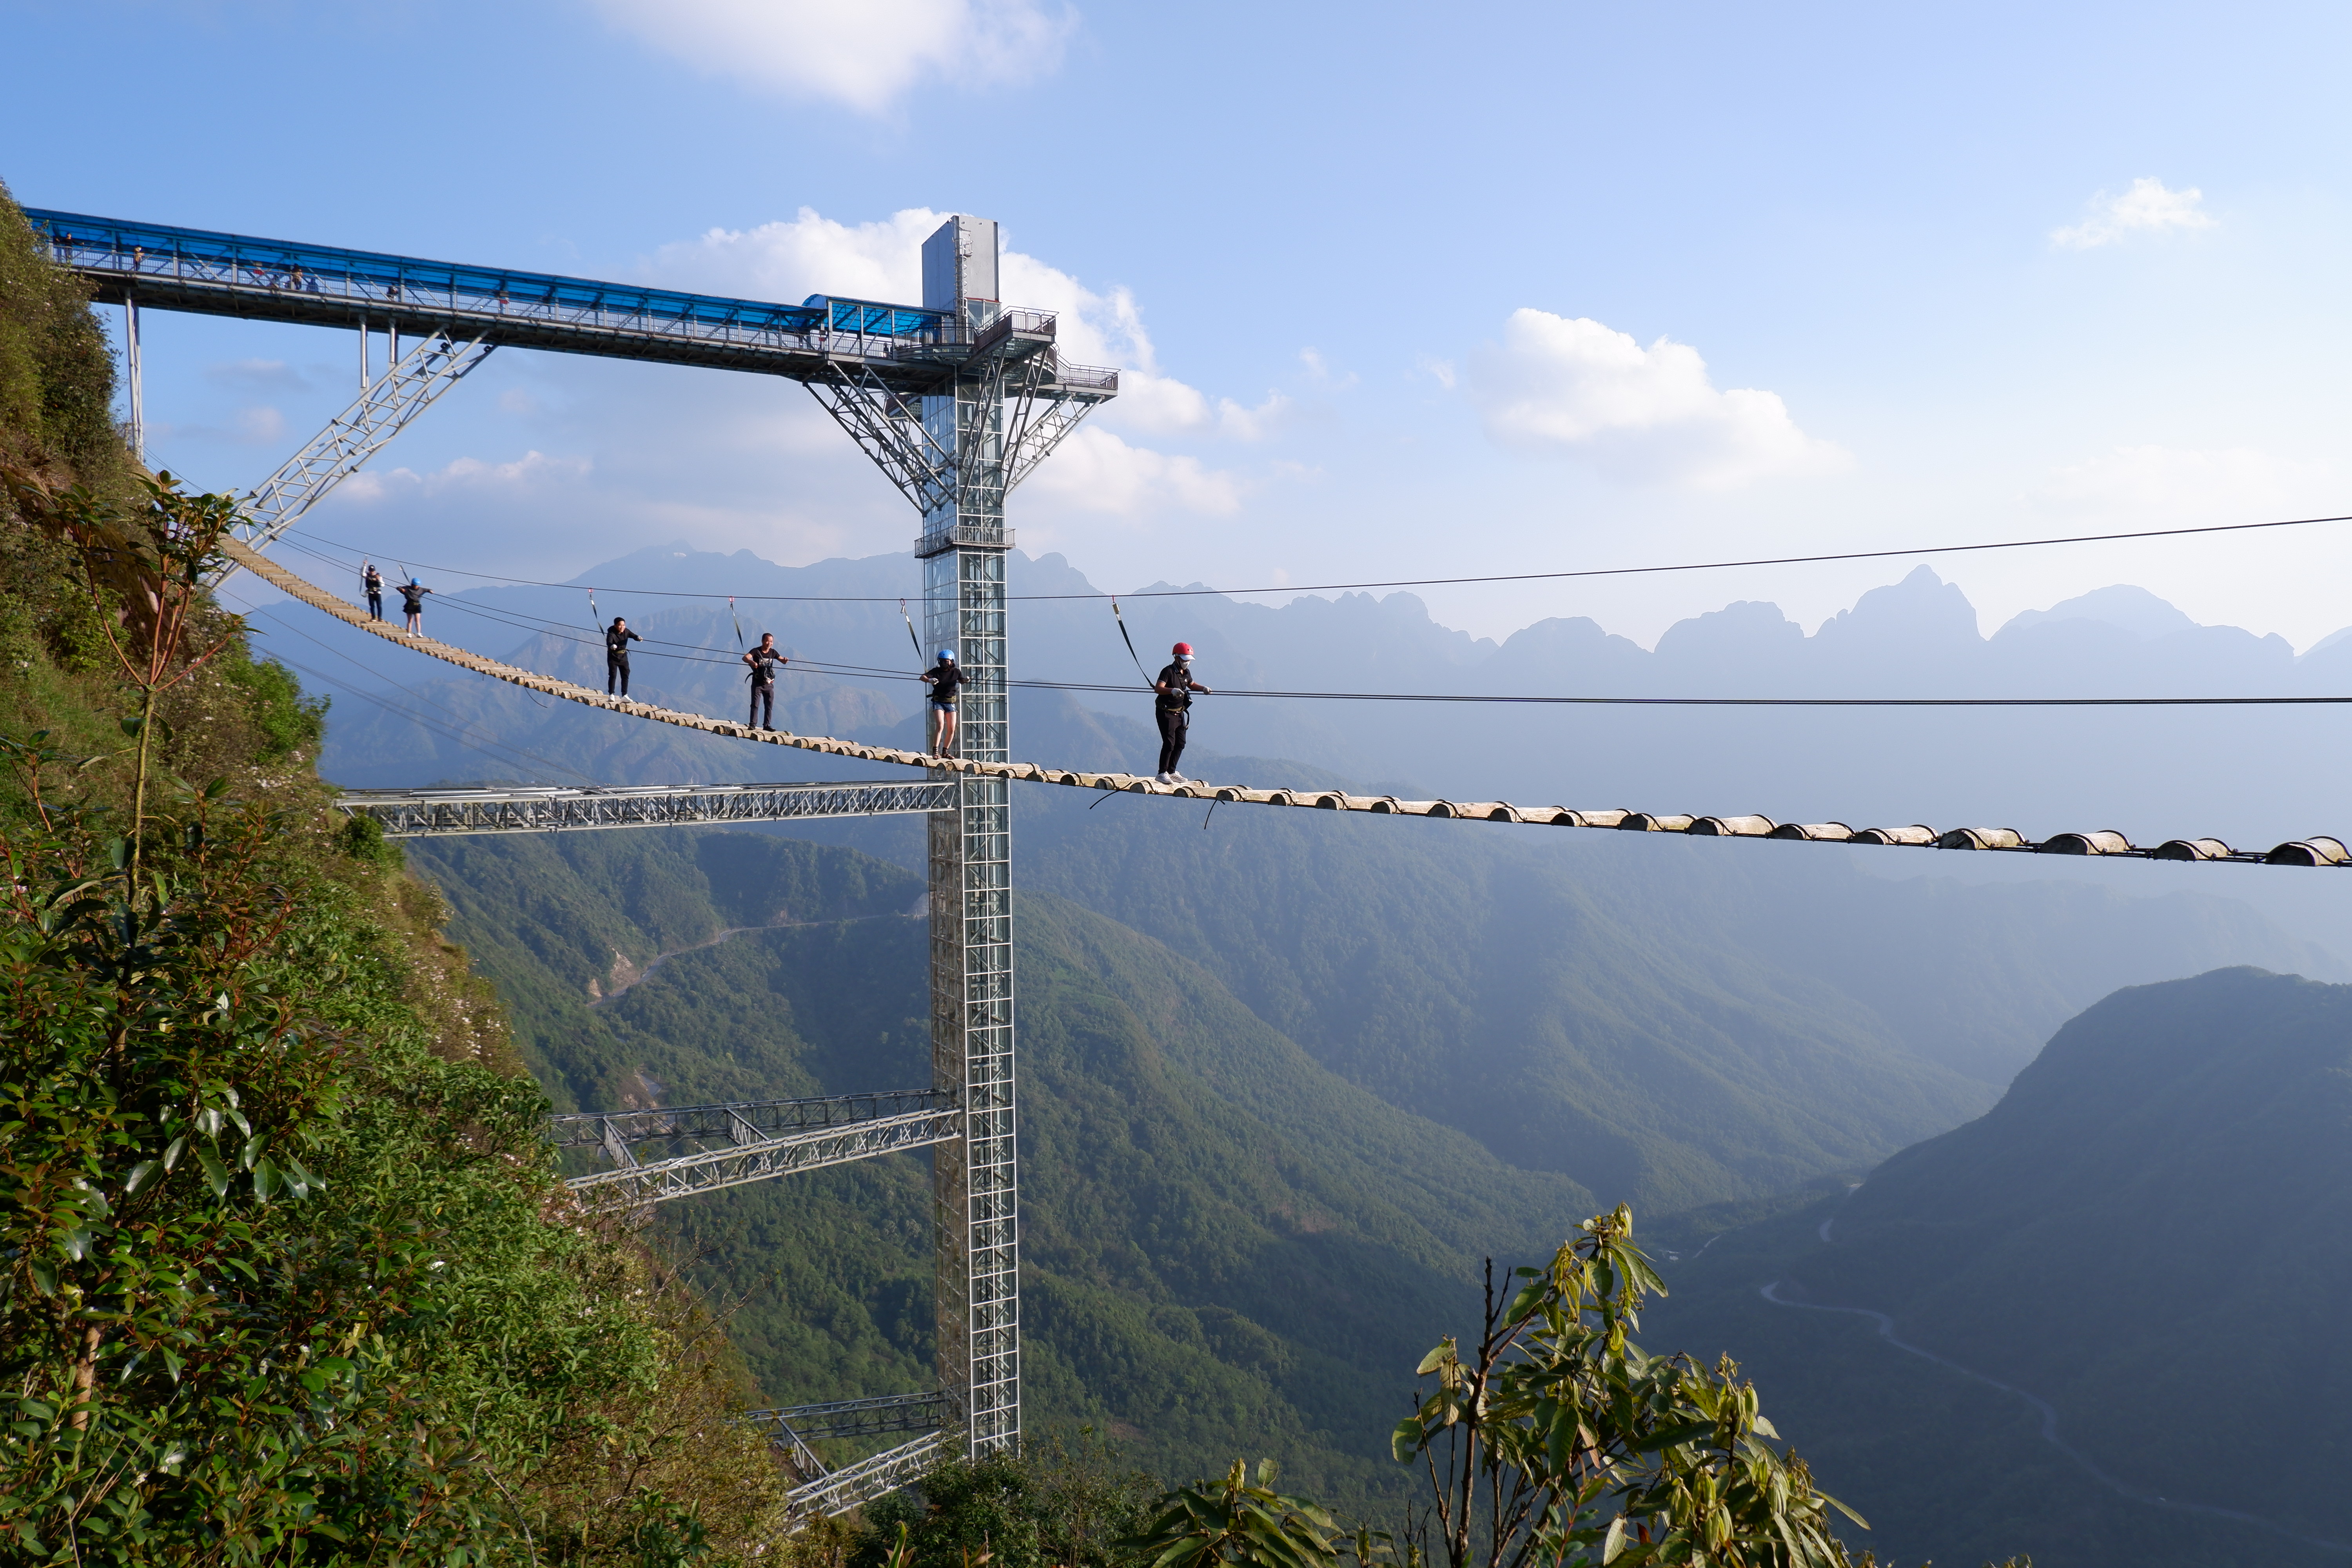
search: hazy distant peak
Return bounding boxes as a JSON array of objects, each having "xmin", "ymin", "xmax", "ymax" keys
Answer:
[
  {"xmin": 2302, "ymin": 624, "xmax": 2352, "ymax": 659},
  {"xmin": 1996, "ymin": 583, "xmax": 2198, "ymax": 641},
  {"xmin": 1653, "ymin": 599, "xmax": 1801, "ymax": 661},
  {"xmin": 1811, "ymin": 564, "xmax": 1982, "ymax": 646}
]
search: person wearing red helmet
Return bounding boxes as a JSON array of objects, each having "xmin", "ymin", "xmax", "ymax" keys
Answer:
[{"xmin": 1153, "ymin": 641, "xmax": 1211, "ymax": 783}]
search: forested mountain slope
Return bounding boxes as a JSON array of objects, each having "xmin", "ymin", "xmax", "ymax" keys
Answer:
[
  {"xmin": 1642, "ymin": 966, "xmax": 2352, "ymax": 1568},
  {"xmin": 407, "ymin": 828, "xmax": 1597, "ymax": 1504}
]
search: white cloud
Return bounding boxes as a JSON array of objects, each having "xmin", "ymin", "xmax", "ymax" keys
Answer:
[
  {"xmin": 646, "ymin": 207, "xmax": 1256, "ymax": 508},
  {"xmin": 232, "ymin": 405, "xmax": 286, "ymax": 445},
  {"xmin": 1025, "ymin": 426, "xmax": 1242, "ymax": 517},
  {"xmin": 2039, "ymin": 443, "xmax": 2318, "ymax": 512},
  {"xmin": 652, "ymin": 207, "xmax": 940, "ymax": 303},
  {"xmin": 1461, "ymin": 309, "xmax": 1848, "ymax": 488},
  {"xmin": 2050, "ymin": 177, "xmax": 2216, "ymax": 249},
  {"xmin": 338, "ymin": 450, "xmax": 592, "ymax": 503},
  {"xmin": 586, "ymin": 0, "xmax": 1072, "ymax": 113},
  {"xmin": 207, "ymin": 359, "xmax": 309, "ymax": 393},
  {"xmin": 653, "ymin": 208, "xmax": 1261, "ymax": 438}
]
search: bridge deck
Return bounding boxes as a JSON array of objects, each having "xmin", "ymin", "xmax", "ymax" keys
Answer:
[{"xmin": 227, "ymin": 541, "xmax": 2352, "ymax": 869}]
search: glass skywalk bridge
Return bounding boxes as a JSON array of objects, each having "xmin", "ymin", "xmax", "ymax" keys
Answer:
[{"xmin": 24, "ymin": 208, "xmax": 1114, "ymax": 397}]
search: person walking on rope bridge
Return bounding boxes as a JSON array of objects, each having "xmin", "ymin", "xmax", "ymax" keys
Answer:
[
  {"xmin": 743, "ymin": 632, "xmax": 787, "ymax": 728},
  {"xmin": 1154, "ymin": 642, "xmax": 1211, "ymax": 784},
  {"xmin": 362, "ymin": 561, "xmax": 383, "ymax": 621},
  {"xmin": 605, "ymin": 617, "xmax": 642, "ymax": 697},
  {"xmin": 920, "ymin": 649, "xmax": 966, "ymax": 756},
  {"xmin": 398, "ymin": 577, "xmax": 432, "ymax": 634}
]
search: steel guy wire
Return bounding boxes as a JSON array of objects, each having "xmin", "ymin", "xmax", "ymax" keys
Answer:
[{"xmin": 285, "ymin": 510, "xmax": 2352, "ymax": 604}]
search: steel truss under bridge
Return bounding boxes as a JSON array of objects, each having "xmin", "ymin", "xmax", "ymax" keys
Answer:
[
  {"xmin": 808, "ymin": 307, "xmax": 1106, "ymax": 527},
  {"xmin": 750, "ymin": 1393, "xmax": 946, "ymax": 1449},
  {"xmin": 751, "ymin": 1398, "xmax": 949, "ymax": 1520},
  {"xmin": 45, "ymin": 204, "xmax": 1122, "ymax": 1509},
  {"xmin": 549, "ymin": 1092, "xmax": 958, "ymax": 1204},
  {"xmin": 336, "ymin": 779, "xmax": 955, "ymax": 838},
  {"xmin": 781, "ymin": 1433, "xmax": 950, "ymax": 1520},
  {"xmin": 237, "ymin": 331, "xmax": 492, "ymax": 547}
]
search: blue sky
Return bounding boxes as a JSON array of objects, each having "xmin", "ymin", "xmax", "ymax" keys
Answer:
[{"xmin": 12, "ymin": 0, "xmax": 2352, "ymax": 646}]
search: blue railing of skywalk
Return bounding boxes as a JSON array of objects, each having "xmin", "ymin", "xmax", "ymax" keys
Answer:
[{"xmin": 24, "ymin": 209, "xmax": 954, "ymax": 343}]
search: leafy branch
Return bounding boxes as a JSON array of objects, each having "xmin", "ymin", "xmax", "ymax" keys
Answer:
[
  {"xmin": 1393, "ymin": 1206, "xmax": 1870, "ymax": 1568},
  {"xmin": 1, "ymin": 466, "xmax": 246, "ymax": 896}
]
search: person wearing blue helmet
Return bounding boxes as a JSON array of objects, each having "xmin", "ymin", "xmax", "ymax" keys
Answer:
[{"xmin": 920, "ymin": 648, "xmax": 966, "ymax": 755}]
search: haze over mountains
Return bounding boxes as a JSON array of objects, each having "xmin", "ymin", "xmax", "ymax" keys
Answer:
[{"xmin": 269, "ymin": 537, "xmax": 2352, "ymax": 960}]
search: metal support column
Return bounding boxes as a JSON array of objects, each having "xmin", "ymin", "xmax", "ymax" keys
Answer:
[
  {"xmin": 922, "ymin": 214, "xmax": 1020, "ymax": 1458},
  {"xmin": 122, "ymin": 291, "xmax": 143, "ymax": 464}
]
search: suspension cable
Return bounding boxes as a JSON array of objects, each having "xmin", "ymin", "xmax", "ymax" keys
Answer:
[{"xmin": 279, "ymin": 509, "xmax": 2352, "ymax": 606}]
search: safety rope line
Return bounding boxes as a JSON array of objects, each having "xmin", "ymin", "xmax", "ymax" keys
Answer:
[
  {"xmin": 1110, "ymin": 597, "xmax": 1155, "ymax": 688},
  {"xmin": 287, "ymin": 509, "xmax": 2352, "ymax": 605},
  {"xmin": 220, "ymin": 540, "xmax": 2352, "ymax": 870}
]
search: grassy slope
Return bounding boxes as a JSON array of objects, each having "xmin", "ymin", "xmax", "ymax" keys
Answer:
[{"xmin": 406, "ymin": 828, "xmax": 1595, "ymax": 1507}]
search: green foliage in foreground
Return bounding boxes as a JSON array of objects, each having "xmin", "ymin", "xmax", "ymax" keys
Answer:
[
  {"xmin": 0, "ymin": 728, "xmax": 786, "ymax": 1561},
  {"xmin": 841, "ymin": 1214, "xmax": 2031, "ymax": 1568},
  {"xmin": 1389, "ymin": 1208, "xmax": 1861, "ymax": 1568},
  {"xmin": 0, "ymin": 376, "xmax": 789, "ymax": 1558},
  {"xmin": 846, "ymin": 1431, "xmax": 1163, "ymax": 1568}
]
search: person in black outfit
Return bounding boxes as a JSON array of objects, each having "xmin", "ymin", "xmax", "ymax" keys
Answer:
[
  {"xmin": 919, "ymin": 650, "xmax": 965, "ymax": 755},
  {"xmin": 399, "ymin": 579, "xmax": 431, "ymax": 633},
  {"xmin": 362, "ymin": 561, "xmax": 383, "ymax": 620},
  {"xmin": 742, "ymin": 632, "xmax": 787, "ymax": 728},
  {"xmin": 1153, "ymin": 641, "xmax": 1210, "ymax": 783},
  {"xmin": 604, "ymin": 617, "xmax": 641, "ymax": 696}
]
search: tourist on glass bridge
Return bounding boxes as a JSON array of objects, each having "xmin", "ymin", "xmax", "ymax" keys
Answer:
[
  {"xmin": 743, "ymin": 632, "xmax": 787, "ymax": 728},
  {"xmin": 1154, "ymin": 642, "xmax": 1212, "ymax": 784},
  {"xmin": 920, "ymin": 649, "xmax": 965, "ymax": 755},
  {"xmin": 362, "ymin": 561, "xmax": 383, "ymax": 620},
  {"xmin": 398, "ymin": 578, "xmax": 432, "ymax": 634},
  {"xmin": 604, "ymin": 617, "xmax": 642, "ymax": 696}
]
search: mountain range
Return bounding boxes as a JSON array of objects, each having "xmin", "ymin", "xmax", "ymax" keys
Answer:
[
  {"xmin": 281, "ymin": 538, "xmax": 2352, "ymax": 1559},
  {"xmin": 1643, "ymin": 966, "xmax": 2352, "ymax": 1568}
]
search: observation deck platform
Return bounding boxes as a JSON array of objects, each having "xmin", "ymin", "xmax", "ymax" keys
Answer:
[{"xmin": 25, "ymin": 209, "xmax": 1117, "ymax": 399}]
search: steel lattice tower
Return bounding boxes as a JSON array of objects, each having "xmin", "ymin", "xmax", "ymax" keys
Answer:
[
  {"xmin": 834, "ymin": 214, "xmax": 1105, "ymax": 1458},
  {"xmin": 922, "ymin": 216, "xmax": 1019, "ymax": 1455}
]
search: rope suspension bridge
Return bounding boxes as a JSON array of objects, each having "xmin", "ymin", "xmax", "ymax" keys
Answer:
[
  {"xmin": 37, "ymin": 205, "xmax": 2352, "ymax": 1523},
  {"xmin": 235, "ymin": 541, "xmax": 2352, "ymax": 867}
]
